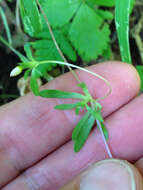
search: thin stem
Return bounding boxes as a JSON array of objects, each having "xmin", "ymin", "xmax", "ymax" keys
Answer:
[
  {"xmin": 38, "ymin": 60, "xmax": 112, "ymax": 100},
  {"xmin": 0, "ymin": 35, "xmax": 28, "ymax": 62},
  {"xmin": 15, "ymin": 0, "xmax": 22, "ymax": 33},
  {"xmin": 36, "ymin": 0, "xmax": 80, "ymax": 83},
  {"xmin": 0, "ymin": 6, "xmax": 12, "ymax": 44},
  {"xmin": 96, "ymin": 119, "xmax": 113, "ymax": 158}
]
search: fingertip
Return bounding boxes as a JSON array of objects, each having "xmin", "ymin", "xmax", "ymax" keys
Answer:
[{"xmin": 61, "ymin": 159, "xmax": 143, "ymax": 190}]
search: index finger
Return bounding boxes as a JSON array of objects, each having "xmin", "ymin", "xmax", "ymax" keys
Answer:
[{"xmin": 0, "ymin": 61, "xmax": 140, "ymax": 186}]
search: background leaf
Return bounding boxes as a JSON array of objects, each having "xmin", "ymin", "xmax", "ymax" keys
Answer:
[
  {"xmin": 39, "ymin": 0, "xmax": 81, "ymax": 27},
  {"xmin": 69, "ymin": 3, "xmax": 110, "ymax": 61},
  {"xmin": 19, "ymin": 0, "xmax": 42, "ymax": 37},
  {"xmin": 93, "ymin": 0, "xmax": 115, "ymax": 7},
  {"xmin": 31, "ymin": 29, "xmax": 77, "ymax": 63},
  {"xmin": 115, "ymin": 0, "xmax": 132, "ymax": 63},
  {"xmin": 136, "ymin": 65, "xmax": 143, "ymax": 91}
]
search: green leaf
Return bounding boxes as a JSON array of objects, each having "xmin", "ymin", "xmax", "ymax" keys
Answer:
[
  {"xmin": 31, "ymin": 39, "xmax": 62, "ymax": 66},
  {"xmin": 130, "ymin": 0, "xmax": 136, "ymax": 14},
  {"xmin": 73, "ymin": 114, "xmax": 95, "ymax": 152},
  {"xmin": 30, "ymin": 68, "xmax": 40, "ymax": 95},
  {"xmin": 115, "ymin": 0, "xmax": 132, "ymax": 63},
  {"xmin": 24, "ymin": 69, "xmax": 31, "ymax": 80},
  {"xmin": 72, "ymin": 111, "xmax": 90, "ymax": 141},
  {"xmin": 54, "ymin": 103, "xmax": 78, "ymax": 110},
  {"xmin": 95, "ymin": 9, "xmax": 114, "ymax": 20},
  {"xmin": 78, "ymin": 82, "xmax": 90, "ymax": 97},
  {"xmin": 100, "ymin": 123, "xmax": 109, "ymax": 140},
  {"xmin": 39, "ymin": 90, "xmax": 86, "ymax": 99},
  {"xmin": 136, "ymin": 65, "xmax": 143, "ymax": 91},
  {"xmin": 92, "ymin": 109, "xmax": 104, "ymax": 122},
  {"xmin": 19, "ymin": 0, "xmax": 42, "ymax": 37},
  {"xmin": 32, "ymin": 29, "xmax": 77, "ymax": 62},
  {"xmin": 93, "ymin": 0, "xmax": 115, "ymax": 7},
  {"xmin": 75, "ymin": 106, "xmax": 81, "ymax": 115},
  {"xmin": 39, "ymin": 0, "xmax": 81, "ymax": 27},
  {"xmin": 86, "ymin": 104, "xmax": 104, "ymax": 122},
  {"xmin": 24, "ymin": 43, "xmax": 34, "ymax": 61},
  {"xmin": 69, "ymin": 3, "xmax": 110, "ymax": 61},
  {"xmin": 85, "ymin": 0, "xmax": 115, "ymax": 7}
]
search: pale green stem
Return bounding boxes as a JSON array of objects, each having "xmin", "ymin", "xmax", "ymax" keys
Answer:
[
  {"xmin": 96, "ymin": 119, "xmax": 113, "ymax": 158},
  {"xmin": 36, "ymin": 0, "xmax": 81, "ymax": 83},
  {"xmin": 37, "ymin": 60, "xmax": 112, "ymax": 100}
]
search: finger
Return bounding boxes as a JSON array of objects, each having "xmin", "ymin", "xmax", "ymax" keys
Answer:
[
  {"xmin": 61, "ymin": 159, "xmax": 143, "ymax": 190},
  {"xmin": 135, "ymin": 158, "xmax": 143, "ymax": 176},
  {"xmin": 4, "ymin": 94, "xmax": 143, "ymax": 190},
  {"xmin": 0, "ymin": 62, "xmax": 140, "ymax": 186}
]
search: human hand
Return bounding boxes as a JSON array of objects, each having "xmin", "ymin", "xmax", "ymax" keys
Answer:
[{"xmin": 0, "ymin": 61, "xmax": 143, "ymax": 190}]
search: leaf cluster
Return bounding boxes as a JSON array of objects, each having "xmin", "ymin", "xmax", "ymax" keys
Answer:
[
  {"xmin": 19, "ymin": 0, "xmax": 115, "ymax": 71},
  {"xmin": 10, "ymin": 42, "xmax": 108, "ymax": 152},
  {"xmin": 40, "ymin": 82, "xmax": 108, "ymax": 152}
]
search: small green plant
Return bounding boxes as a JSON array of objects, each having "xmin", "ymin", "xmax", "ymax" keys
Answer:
[
  {"xmin": 9, "ymin": 42, "xmax": 112, "ymax": 153},
  {"xmin": 0, "ymin": 0, "xmax": 138, "ymax": 156}
]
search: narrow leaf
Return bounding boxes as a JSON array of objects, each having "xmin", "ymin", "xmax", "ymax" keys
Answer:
[
  {"xmin": 115, "ymin": 0, "xmax": 132, "ymax": 63},
  {"xmin": 39, "ymin": 90, "xmax": 86, "ymax": 99},
  {"xmin": 30, "ymin": 68, "xmax": 39, "ymax": 95},
  {"xmin": 78, "ymin": 82, "xmax": 91, "ymax": 97},
  {"xmin": 54, "ymin": 103, "xmax": 78, "ymax": 110},
  {"xmin": 24, "ymin": 43, "xmax": 34, "ymax": 61},
  {"xmin": 24, "ymin": 69, "xmax": 31, "ymax": 80},
  {"xmin": 19, "ymin": 0, "xmax": 42, "ymax": 37},
  {"xmin": 72, "ymin": 111, "xmax": 90, "ymax": 141},
  {"xmin": 74, "ymin": 114, "xmax": 95, "ymax": 152}
]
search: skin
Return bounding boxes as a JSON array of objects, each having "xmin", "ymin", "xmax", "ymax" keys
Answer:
[{"xmin": 0, "ymin": 61, "xmax": 143, "ymax": 189}]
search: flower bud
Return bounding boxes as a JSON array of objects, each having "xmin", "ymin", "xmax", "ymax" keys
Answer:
[{"xmin": 10, "ymin": 66, "xmax": 23, "ymax": 77}]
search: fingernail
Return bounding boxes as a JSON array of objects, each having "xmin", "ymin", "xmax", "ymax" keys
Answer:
[{"xmin": 80, "ymin": 159, "xmax": 141, "ymax": 190}]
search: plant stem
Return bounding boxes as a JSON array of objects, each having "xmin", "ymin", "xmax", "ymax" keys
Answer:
[
  {"xmin": 96, "ymin": 119, "xmax": 113, "ymax": 158},
  {"xmin": 36, "ymin": 0, "xmax": 81, "ymax": 83},
  {"xmin": 0, "ymin": 35, "xmax": 28, "ymax": 62},
  {"xmin": 15, "ymin": 0, "xmax": 22, "ymax": 33},
  {"xmin": 38, "ymin": 60, "xmax": 112, "ymax": 100},
  {"xmin": 0, "ymin": 6, "xmax": 12, "ymax": 44}
]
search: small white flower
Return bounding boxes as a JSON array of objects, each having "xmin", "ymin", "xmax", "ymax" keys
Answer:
[{"xmin": 10, "ymin": 66, "xmax": 23, "ymax": 77}]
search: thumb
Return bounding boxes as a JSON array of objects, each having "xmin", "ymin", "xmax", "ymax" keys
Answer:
[{"xmin": 61, "ymin": 159, "xmax": 143, "ymax": 190}]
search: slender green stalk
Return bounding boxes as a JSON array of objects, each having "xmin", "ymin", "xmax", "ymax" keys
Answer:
[
  {"xmin": 0, "ymin": 35, "xmax": 28, "ymax": 62},
  {"xmin": 36, "ymin": 0, "xmax": 81, "ymax": 83},
  {"xmin": 33, "ymin": 60, "xmax": 112, "ymax": 100},
  {"xmin": 96, "ymin": 119, "xmax": 113, "ymax": 158},
  {"xmin": 0, "ymin": 6, "xmax": 12, "ymax": 44}
]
